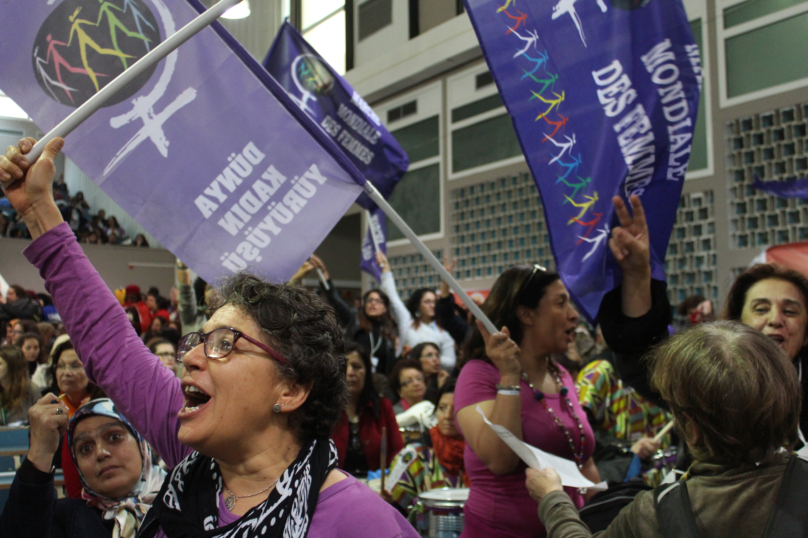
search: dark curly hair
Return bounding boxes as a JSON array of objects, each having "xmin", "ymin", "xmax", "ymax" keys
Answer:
[
  {"xmin": 405, "ymin": 288, "xmax": 437, "ymax": 328},
  {"xmin": 213, "ymin": 273, "xmax": 348, "ymax": 441}
]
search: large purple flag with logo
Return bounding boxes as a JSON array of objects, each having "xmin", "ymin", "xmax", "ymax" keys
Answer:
[
  {"xmin": 753, "ymin": 175, "xmax": 808, "ymax": 200},
  {"xmin": 360, "ymin": 207, "xmax": 387, "ymax": 282},
  {"xmin": 463, "ymin": 0, "xmax": 701, "ymax": 321},
  {"xmin": 0, "ymin": 0, "xmax": 367, "ymax": 285},
  {"xmin": 263, "ymin": 21, "xmax": 409, "ymax": 210}
]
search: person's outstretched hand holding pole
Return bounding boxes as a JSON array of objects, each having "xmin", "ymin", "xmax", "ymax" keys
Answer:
[
  {"xmin": 609, "ymin": 195, "xmax": 652, "ymax": 318},
  {"xmin": 0, "ymin": 137, "xmax": 65, "ymax": 240}
]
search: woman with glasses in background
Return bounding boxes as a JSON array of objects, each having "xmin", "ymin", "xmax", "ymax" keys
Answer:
[
  {"xmin": 148, "ymin": 338, "xmax": 179, "ymax": 377},
  {"xmin": 408, "ymin": 342, "xmax": 449, "ymax": 404},
  {"xmin": 1, "ymin": 137, "xmax": 417, "ymax": 538},
  {"xmin": 390, "ymin": 359, "xmax": 428, "ymax": 416},
  {"xmin": 453, "ymin": 264, "xmax": 599, "ymax": 538},
  {"xmin": 377, "ymin": 252, "xmax": 458, "ymax": 369}
]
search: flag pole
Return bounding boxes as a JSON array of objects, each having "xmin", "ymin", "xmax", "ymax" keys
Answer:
[
  {"xmin": 8, "ymin": 0, "xmax": 240, "ymax": 174},
  {"xmin": 363, "ymin": 183, "xmax": 498, "ymax": 335}
]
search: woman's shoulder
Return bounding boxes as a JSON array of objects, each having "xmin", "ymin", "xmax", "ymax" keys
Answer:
[
  {"xmin": 457, "ymin": 358, "xmax": 497, "ymax": 380},
  {"xmin": 454, "ymin": 360, "xmax": 498, "ymax": 409},
  {"xmin": 312, "ymin": 474, "xmax": 418, "ymax": 538}
]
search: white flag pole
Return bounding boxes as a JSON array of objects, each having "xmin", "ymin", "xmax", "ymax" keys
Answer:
[
  {"xmin": 363, "ymin": 183, "xmax": 498, "ymax": 335},
  {"xmin": 5, "ymin": 0, "xmax": 240, "ymax": 177},
  {"xmin": 365, "ymin": 209, "xmax": 381, "ymax": 253}
]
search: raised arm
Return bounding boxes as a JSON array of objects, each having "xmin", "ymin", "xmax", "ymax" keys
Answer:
[
  {"xmin": 176, "ymin": 260, "xmax": 200, "ymax": 329},
  {"xmin": 1, "ymin": 138, "xmax": 187, "ymax": 466},
  {"xmin": 310, "ymin": 254, "xmax": 355, "ymax": 329},
  {"xmin": 456, "ymin": 324, "xmax": 524, "ymax": 475},
  {"xmin": 377, "ymin": 251, "xmax": 413, "ymax": 331}
]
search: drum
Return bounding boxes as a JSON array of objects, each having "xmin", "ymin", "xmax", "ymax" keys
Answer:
[
  {"xmin": 400, "ymin": 426, "xmax": 426, "ymax": 445},
  {"xmin": 415, "ymin": 488, "xmax": 469, "ymax": 538},
  {"xmin": 644, "ymin": 446, "xmax": 678, "ymax": 486}
]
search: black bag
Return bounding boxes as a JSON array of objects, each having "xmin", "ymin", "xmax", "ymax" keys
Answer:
[
  {"xmin": 654, "ymin": 454, "xmax": 808, "ymax": 538},
  {"xmin": 579, "ymin": 478, "xmax": 653, "ymax": 533}
]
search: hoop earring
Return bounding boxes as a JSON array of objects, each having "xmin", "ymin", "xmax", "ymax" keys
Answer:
[{"xmin": 273, "ymin": 403, "xmax": 284, "ymax": 413}]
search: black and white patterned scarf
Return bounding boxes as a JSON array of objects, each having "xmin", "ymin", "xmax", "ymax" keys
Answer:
[{"xmin": 137, "ymin": 438, "xmax": 338, "ymax": 538}]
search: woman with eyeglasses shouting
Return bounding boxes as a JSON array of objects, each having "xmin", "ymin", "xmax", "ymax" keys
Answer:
[
  {"xmin": 453, "ymin": 265, "xmax": 599, "ymax": 538},
  {"xmin": 377, "ymin": 251, "xmax": 457, "ymax": 369},
  {"xmin": 0, "ymin": 137, "xmax": 418, "ymax": 538}
]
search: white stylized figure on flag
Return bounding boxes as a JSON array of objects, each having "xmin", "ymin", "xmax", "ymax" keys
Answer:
[
  {"xmin": 103, "ymin": 0, "xmax": 197, "ymax": 176},
  {"xmin": 547, "ymin": 133, "xmax": 577, "ymax": 165},
  {"xmin": 512, "ymin": 28, "xmax": 539, "ymax": 59},
  {"xmin": 579, "ymin": 225, "xmax": 610, "ymax": 262},
  {"xmin": 551, "ymin": 0, "xmax": 608, "ymax": 47}
]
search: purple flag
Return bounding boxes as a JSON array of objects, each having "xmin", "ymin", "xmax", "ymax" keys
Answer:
[
  {"xmin": 753, "ymin": 175, "xmax": 808, "ymax": 200},
  {"xmin": 0, "ymin": 0, "xmax": 366, "ymax": 284},
  {"xmin": 263, "ymin": 22, "xmax": 409, "ymax": 211},
  {"xmin": 360, "ymin": 207, "xmax": 387, "ymax": 282},
  {"xmin": 462, "ymin": 0, "xmax": 701, "ymax": 322}
]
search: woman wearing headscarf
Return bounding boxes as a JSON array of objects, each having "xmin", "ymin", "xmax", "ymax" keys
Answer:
[
  {"xmin": 0, "ymin": 397, "xmax": 165, "ymax": 538},
  {"xmin": 0, "ymin": 137, "xmax": 417, "ymax": 538}
]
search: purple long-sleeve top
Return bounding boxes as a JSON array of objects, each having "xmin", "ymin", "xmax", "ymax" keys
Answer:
[{"xmin": 25, "ymin": 223, "xmax": 417, "ymax": 538}]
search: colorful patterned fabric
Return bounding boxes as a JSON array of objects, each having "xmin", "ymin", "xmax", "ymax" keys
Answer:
[
  {"xmin": 389, "ymin": 444, "xmax": 467, "ymax": 510},
  {"xmin": 576, "ymin": 360, "xmax": 673, "ymax": 486}
]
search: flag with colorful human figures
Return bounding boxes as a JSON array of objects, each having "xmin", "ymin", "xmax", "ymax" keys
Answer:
[{"xmin": 462, "ymin": 0, "xmax": 701, "ymax": 322}]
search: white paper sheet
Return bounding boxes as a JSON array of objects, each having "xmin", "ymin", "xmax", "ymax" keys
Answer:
[{"xmin": 476, "ymin": 405, "xmax": 608, "ymax": 491}]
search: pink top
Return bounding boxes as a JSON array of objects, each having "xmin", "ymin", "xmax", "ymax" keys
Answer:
[
  {"xmin": 25, "ymin": 223, "xmax": 416, "ymax": 538},
  {"xmin": 454, "ymin": 359, "xmax": 595, "ymax": 538}
]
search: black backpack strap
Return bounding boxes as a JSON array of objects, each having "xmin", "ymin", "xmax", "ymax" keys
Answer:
[
  {"xmin": 654, "ymin": 481, "xmax": 701, "ymax": 538},
  {"xmin": 762, "ymin": 454, "xmax": 808, "ymax": 538}
]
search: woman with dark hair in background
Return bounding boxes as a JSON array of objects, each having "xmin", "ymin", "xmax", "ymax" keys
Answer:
[
  {"xmin": 408, "ymin": 342, "xmax": 448, "ymax": 404},
  {"xmin": 0, "ymin": 345, "xmax": 39, "ymax": 425},
  {"xmin": 390, "ymin": 358, "xmax": 428, "ymax": 416},
  {"xmin": 16, "ymin": 331, "xmax": 45, "ymax": 378},
  {"xmin": 0, "ymin": 283, "xmax": 43, "ymax": 324},
  {"xmin": 133, "ymin": 233, "xmax": 150, "ymax": 247},
  {"xmin": 600, "ymin": 195, "xmax": 808, "ymax": 451},
  {"xmin": 332, "ymin": 342, "xmax": 403, "ymax": 478},
  {"xmin": 148, "ymin": 338, "xmax": 179, "ymax": 377},
  {"xmin": 377, "ymin": 252, "xmax": 457, "ymax": 369},
  {"xmin": 454, "ymin": 264, "xmax": 598, "ymax": 538}
]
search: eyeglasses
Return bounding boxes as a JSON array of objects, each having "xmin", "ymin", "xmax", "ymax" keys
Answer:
[
  {"xmin": 519, "ymin": 263, "xmax": 548, "ymax": 295},
  {"xmin": 177, "ymin": 327, "xmax": 287, "ymax": 365},
  {"xmin": 155, "ymin": 351, "xmax": 175, "ymax": 359},
  {"xmin": 364, "ymin": 297, "xmax": 384, "ymax": 305}
]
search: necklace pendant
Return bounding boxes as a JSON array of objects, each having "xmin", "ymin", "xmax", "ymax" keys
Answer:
[{"xmin": 225, "ymin": 495, "xmax": 237, "ymax": 511}]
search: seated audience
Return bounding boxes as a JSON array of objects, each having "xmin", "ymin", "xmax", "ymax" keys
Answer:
[
  {"xmin": 389, "ymin": 379, "xmax": 468, "ymax": 511},
  {"xmin": 408, "ymin": 342, "xmax": 449, "ymax": 404},
  {"xmin": 132, "ymin": 233, "xmax": 150, "ymax": 247},
  {"xmin": 16, "ymin": 331, "xmax": 45, "ymax": 378},
  {"xmin": 526, "ymin": 322, "xmax": 804, "ymax": 537},
  {"xmin": 0, "ymin": 397, "xmax": 165, "ymax": 538},
  {"xmin": 0, "ymin": 283, "xmax": 43, "ymax": 323},
  {"xmin": 576, "ymin": 359, "xmax": 673, "ymax": 485},
  {"xmin": 332, "ymin": 343, "xmax": 403, "ymax": 478},
  {"xmin": 390, "ymin": 358, "xmax": 428, "ymax": 415},
  {"xmin": 0, "ymin": 345, "xmax": 40, "ymax": 425}
]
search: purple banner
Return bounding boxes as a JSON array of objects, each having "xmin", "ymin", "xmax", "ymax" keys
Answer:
[
  {"xmin": 753, "ymin": 175, "xmax": 808, "ymax": 200},
  {"xmin": 263, "ymin": 22, "xmax": 409, "ymax": 210},
  {"xmin": 462, "ymin": 0, "xmax": 701, "ymax": 322},
  {"xmin": 0, "ymin": 0, "xmax": 365, "ymax": 284},
  {"xmin": 360, "ymin": 207, "xmax": 387, "ymax": 282}
]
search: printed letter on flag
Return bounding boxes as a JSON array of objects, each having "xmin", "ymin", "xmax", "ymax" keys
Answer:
[
  {"xmin": 0, "ymin": 0, "xmax": 368, "ymax": 285},
  {"xmin": 263, "ymin": 21, "xmax": 409, "ymax": 210},
  {"xmin": 462, "ymin": 0, "xmax": 701, "ymax": 321},
  {"xmin": 360, "ymin": 208, "xmax": 387, "ymax": 282}
]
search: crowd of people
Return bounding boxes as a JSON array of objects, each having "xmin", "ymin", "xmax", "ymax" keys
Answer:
[
  {"xmin": 0, "ymin": 136, "xmax": 806, "ymax": 538},
  {"xmin": 0, "ymin": 174, "xmax": 149, "ymax": 246}
]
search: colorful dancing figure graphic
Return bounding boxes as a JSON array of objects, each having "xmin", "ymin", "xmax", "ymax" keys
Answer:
[
  {"xmin": 122, "ymin": 0, "xmax": 156, "ymax": 52},
  {"xmin": 559, "ymin": 175, "xmax": 590, "ymax": 200},
  {"xmin": 520, "ymin": 50, "xmax": 548, "ymax": 79},
  {"xmin": 497, "ymin": 0, "xmax": 516, "ymax": 13},
  {"xmin": 554, "ymin": 153, "xmax": 582, "ymax": 182},
  {"xmin": 512, "ymin": 28, "xmax": 539, "ymax": 58},
  {"xmin": 579, "ymin": 225, "xmax": 610, "ymax": 262},
  {"xmin": 533, "ymin": 90, "xmax": 565, "ymax": 120},
  {"xmin": 542, "ymin": 113, "xmax": 569, "ymax": 142},
  {"xmin": 525, "ymin": 72, "xmax": 558, "ymax": 96},
  {"xmin": 503, "ymin": 9, "xmax": 528, "ymax": 35},
  {"xmin": 68, "ymin": 7, "xmax": 133, "ymax": 92},
  {"xmin": 96, "ymin": 0, "xmax": 151, "ymax": 69},
  {"xmin": 548, "ymin": 133, "xmax": 576, "ymax": 164},
  {"xmin": 572, "ymin": 211, "xmax": 602, "ymax": 243},
  {"xmin": 34, "ymin": 46, "xmax": 78, "ymax": 102},
  {"xmin": 42, "ymin": 35, "xmax": 98, "ymax": 103},
  {"xmin": 565, "ymin": 191, "xmax": 599, "ymax": 224}
]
